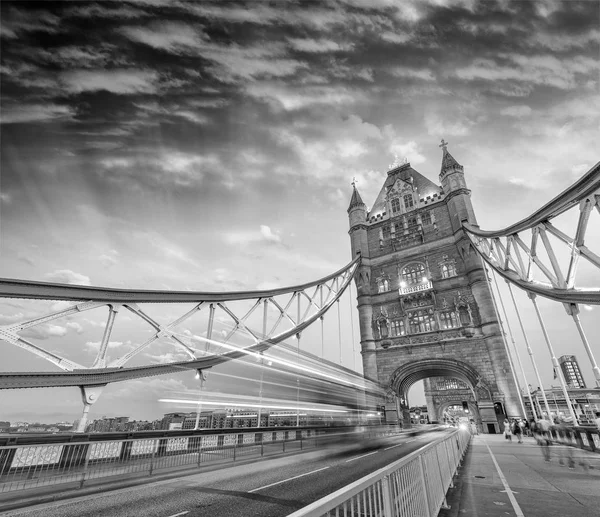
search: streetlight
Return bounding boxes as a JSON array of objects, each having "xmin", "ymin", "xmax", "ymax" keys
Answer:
[{"xmin": 194, "ymin": 369, "xmax": 206, "ymax": 430}]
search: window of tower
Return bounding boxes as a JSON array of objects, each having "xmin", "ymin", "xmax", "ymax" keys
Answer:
[
  {"xmin": 421, "ymin": 211, "xmax": 432, "ymax": 225},
  {"xmin": 403, "ymin": 194, "xmax": 414, "ymax": 211},
  {"xmin": 401, "ymin": 263, "xmax": 426, "ymax": 285},
  {"xmin": 409, "ymin": 310, "xmax": 434, "ymax": 333},
  {"xmin": 377, "ymin": 278, "xmax": 390, "ymax": 293},
  {"xmin": 382, "ymin": 226, "xmax": 391, "ymax": 239},
  {"xmin": 391, "ymin": 198, "xmax": 401, "ymax": 214},
  {"xmin": 439, "ymin": 310, "xmax": 459, "ymax": 329},
  {"xmin": 441, "ymin": 263, "xmax": 457, "ymax": 278},
  {"xmin": 390, "ymin": 319, "xmax": 405, "ymax": 336},
  {"xmin": 379, "ymin": 319, "xmax": 389, "ymax": 338}
]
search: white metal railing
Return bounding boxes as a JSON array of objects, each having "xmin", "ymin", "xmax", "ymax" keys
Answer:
[
  {"xmin": 399, "ymin": 281, "xmax": 433, "ymax": 296},
  {"xmin": 0, "ymin": 425, "xmax": 402, "ymax": 495},
  {"xmin": 288, "ymin": 428, "xmax": 470, "ymax": 517}
]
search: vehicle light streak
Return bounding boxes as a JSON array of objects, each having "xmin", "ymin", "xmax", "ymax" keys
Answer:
[{"xmin": 158, "ymin": 398, "xmax": 349, "ymax": 412}]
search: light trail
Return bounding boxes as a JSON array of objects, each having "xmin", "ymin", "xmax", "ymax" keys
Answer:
[{"xmin": 158, "ymin": 398, "xmax": 349, "ymax": 412}]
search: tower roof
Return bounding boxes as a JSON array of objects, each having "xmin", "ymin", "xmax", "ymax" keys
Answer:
[
  {"xmin": 347, "ymin": 184, "xmax": 366, "ymax": 213},
  {"xmin": 368, "ymin": 163, "xmax": 442, "ymax": 219},
  {"xmin": 439, "ymin": 139, "xmax": 464, "ymax": 176}
]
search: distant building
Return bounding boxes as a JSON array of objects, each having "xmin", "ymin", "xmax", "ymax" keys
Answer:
[
  {"xmin": 0, "ymin": 421, "xmax": 10, "ymax": 433},
  {"xmin": 527, "ymin": 387, "xmax": 600, "ymax": 424},
  {"xmin": 559, "ymin": 355, "xmax": 586, "ymax": 388}
]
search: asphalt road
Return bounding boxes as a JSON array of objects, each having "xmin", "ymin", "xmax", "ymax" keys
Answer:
[{"xmin": 3, "ymin": 431, "xmax": 449, "ymax": 517}]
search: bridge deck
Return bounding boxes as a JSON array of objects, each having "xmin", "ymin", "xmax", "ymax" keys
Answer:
[{"xmin": 441, "ymin": 433, "xmax": 600, "ymax": 517}]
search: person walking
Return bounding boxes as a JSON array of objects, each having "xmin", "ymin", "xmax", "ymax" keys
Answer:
[
  {"xmin": 503, "ymin": 418, "xmax": 512, "ymax": 442},
  {"xmin": 512, "ymin": 418, "xmax": 523, "ymax": 443},
  {"xmin": 535, "ymin": 417, "xmax": 551, "ymax": 461},
  {"xmin": 594, "ymin": 411, "xmax": 600, "ymax": 432}
]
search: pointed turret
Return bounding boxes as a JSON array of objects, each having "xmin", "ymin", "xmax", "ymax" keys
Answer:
[
  {"xmin": 438, "ymin": 139, "xmax": 466, "ymax": 196},
  {"xmin": 347, "ymin": 180, "xmax": 369, "ymax": 258},
  {"xmin": 347, "ymin": 184, "xmax": 366, "ymax": 213},
  {"xmin": 440, "ymin": 146, "xmax": 464, "ymax": 178},
  {"xmin": 437, "ymin": 139, "xmax": 476, "ymax": 230}
]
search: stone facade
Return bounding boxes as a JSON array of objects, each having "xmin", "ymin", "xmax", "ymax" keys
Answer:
[{"xmin": 347, "ymin": 145, "xmax": 522, "ymax": 433}]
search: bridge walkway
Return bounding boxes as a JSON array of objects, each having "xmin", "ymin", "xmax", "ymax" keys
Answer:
[{"xmin": 441, "ymin": 433, "xmax": 600, "ymax": 517}]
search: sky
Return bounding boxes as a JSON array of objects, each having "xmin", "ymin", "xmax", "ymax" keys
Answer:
[{"xmin": 1, "ymin": 0, "xmax": 599, "ymax": 424}]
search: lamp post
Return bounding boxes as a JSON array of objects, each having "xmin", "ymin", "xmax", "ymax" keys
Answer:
[{"xmin": 194, "ymin": 369, "xmax": 206, "ymax": 430}]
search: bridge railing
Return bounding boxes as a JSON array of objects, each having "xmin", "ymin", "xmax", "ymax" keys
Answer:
[
  {"xmin": 0, "ymin": 425, "xmax": 400, "ymax": 495},
  {"xmin": 549, "ymin": 426, "xmax": 600, "ymax": 453},
  {"xmin": 288, "ymin": 428, "xmax": 470, "ymax": 517}
]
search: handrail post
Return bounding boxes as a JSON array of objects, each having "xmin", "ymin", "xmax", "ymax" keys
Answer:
[
  {"xmin": 419, "ymin": 455, "xmax": 432, "ymax": 517},
  {"xmin": 149, "ymin": 439, "xmax": 156, "ymax": 476},
  {"xmin": 79, "ymin": 443, "xmax": 92, "ymax": 489},
  {"xmin": 381, "ymin": 475, "xmax": 394, "ymax": 516}
]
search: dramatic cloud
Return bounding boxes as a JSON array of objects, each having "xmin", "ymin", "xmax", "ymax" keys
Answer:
[
  {"xmin": 61, "ymin": 69, "xmax": 159, "ymax": 94},
  {"xmin": 1, "ymin": 104, "xmax": 75, "ymax": 124},
  {"xmin": 2, "ymin": 0, "xmax": 599, "ymax": 423},
  {"xmin": 44, "ymin": 270, "xmax": 91, "ymax": 286}
]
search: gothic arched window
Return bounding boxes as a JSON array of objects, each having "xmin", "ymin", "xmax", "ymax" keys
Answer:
[
  {"xmin": 458, "ymin": 306, "xmax": 471, "ymax": 326},
  {"xmin": 439, "ymin": 310, "xmax": 459, "ymax": 329},
  {"xmin": 403, "ymin": 194, "xmax": 414, "ymax": 211},
  {"xmin": 441, "ymin": 263, "xmax": 457, "ymax": 278},
  {"xmin": 409, "ymin": 310, "xmax": 434, "ymax": 333},
  {"xmin": 390, "ymin": 319, "xmax": 405, "ymax": 336},
  {"xmin": 379, "ymin": 319, "xmax": 389, "ymax": 338},
  {"xmin": 401, "ymin": 263, "xmax": 426, "ymax": 285},
  {"xmin": 421, "ymin": 211, "xmax": 432, "ymax": 225},
  {"xmin": 391, "ymin": 198, "xmax": 401, "ymax": 214},
  {"xmin": 377, "ymin": 278, "xmax": 390, "ymax": 293}
]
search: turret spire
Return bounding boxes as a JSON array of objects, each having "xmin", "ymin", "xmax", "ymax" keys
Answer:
[
  {"xmin": 439, "ymin": 139, "xmax": 463, "ymax": 178},
  {"xmin": 347, "ymin": 179, "xmax": 366, "ymax": 213}
]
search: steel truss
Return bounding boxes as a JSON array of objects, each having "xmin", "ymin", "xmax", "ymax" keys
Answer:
[
  {"xmin": 463, "ymin": 161, "xmax": 600, "ymax": 306},
  {"xmin": 0, "ymin": 257, "xmax": 359, "ymax": 389}
]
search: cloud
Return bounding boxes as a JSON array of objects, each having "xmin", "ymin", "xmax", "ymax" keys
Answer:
[
  {"xmin": 99, "ymin": 151, "xmax": 222, "ymax": 189},
  {"xmin": 120, "ymin": 22, "xmax": 207, "ymax": 53},
  {"xmin": 61, "ymin": 69, "xmax": 159, "ymax": 94},
  {"xmin": 500, "ymin": 105, "xmax": 532, "ymax": 118},
  {"xmin": 388, "ymin": 140, "xmax": 426, "ymax": 165},
  {"xmin": 21, "ymin": 324, "xmax": 68, "ymax": 340},
  {"xmin": 66, "ymin": 322, "xmax": 84, "ymax": 334},
  {"xmin": 380, "ymin": 31, "xmax": 411, "ymax": 44},
  {"xmin": 260, "ymin": 225, "xmax": 282, "ymax": 244},
  {"xmin": 44, "ymin": 270, "xmax": 91, "ymax": 286},
  {"xmin": 455, "ymin": 54, "xmax": 598, "ymax": 91},
  {"xmin": 287, "ymin": 38, "xmax": 350, "ymax": 53},
  {"xmin": 199, "ymin": 42, "xmax": 307, "ymax": 82},
  {"xmin": 223, "ymin": 225, "xmax": 285, "ymax": 247},
  {"xmin": 145, "ymin": 351, "xmax": 191, "ymax": 364},
  {"xmin": 0, "ymin": 193, "xmax": 10, "ymax": 204},
  {"xmin": 0, "ymin": 312, "xmax": 24, "ymax": 324},
  {"xmin": 99, "ymin": 254, "xmax": 118, "ymax": 268},
  {"xmin": 1, "ymin": 104, "xmax": 75, "ymax": 124},
  {"xmin": 17, "ymin": 252, "xmax": 35, "ymax": 266},
  {"xmin": 389, "ymin": 66, "xmax": 435, "ymax": 81},
  {"xmin": 85, "ymin": 340, "xmax": 125, "ymax": 350},
  {"xmin": 247, "ymin": 83, "xmax": 364, "ymax": 110}
]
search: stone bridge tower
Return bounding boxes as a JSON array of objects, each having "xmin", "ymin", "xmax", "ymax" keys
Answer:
[{"xmin": 348, "ymin": 143, "xmax": 522, "ymax": 433}]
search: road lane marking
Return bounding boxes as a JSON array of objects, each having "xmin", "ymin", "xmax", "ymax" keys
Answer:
[
  {"xmin": 248, "ymin": 466, "xmax": 330, "ymax": 492},
  {"xmin": 483, "ymin": 442, "xmax": 524, "ymax": 517},
  {"xmin": 384, "ymin": 442, "xmax": 406, "ymax": 450},
  {"xmin": 345, "ymin": 450, "xmax": 378, "ymax": 463},
  {"xmin": 166, "ymin": 512, "xmax": 189, "ymax": 517}
]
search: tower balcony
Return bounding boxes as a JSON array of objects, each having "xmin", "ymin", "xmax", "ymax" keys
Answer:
[{"xmin": 399, "ymin": 279, "xmax": 433, "ymax": 296}]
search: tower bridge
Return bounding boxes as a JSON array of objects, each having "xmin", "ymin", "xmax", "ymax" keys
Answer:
[{"xmin": 0, "ymin": 144, "xmax": 599, "ymax": 436}]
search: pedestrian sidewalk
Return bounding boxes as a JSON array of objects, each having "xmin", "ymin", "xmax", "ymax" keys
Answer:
[{"xmin": 440, "ymin": 433, "xmax": 600, "ymax": 517}]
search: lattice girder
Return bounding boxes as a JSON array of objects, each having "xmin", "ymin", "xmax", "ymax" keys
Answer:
[
  {"xmin": 0, "ymin": 257, "xmax": 359, "ymax": 389},
  {"xmin": 463, "ymin": 162, "xmax": 600, "ymax": 306}
]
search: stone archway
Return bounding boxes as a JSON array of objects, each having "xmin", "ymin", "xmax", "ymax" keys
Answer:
[{"xmin": 388, "ymin": 358, "xmax": 498, "ymax": 433}]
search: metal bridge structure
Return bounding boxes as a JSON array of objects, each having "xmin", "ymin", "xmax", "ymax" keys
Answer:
[{"xmin": 0, "ymin": 161, "xmax": 599, "ymax": 431}]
